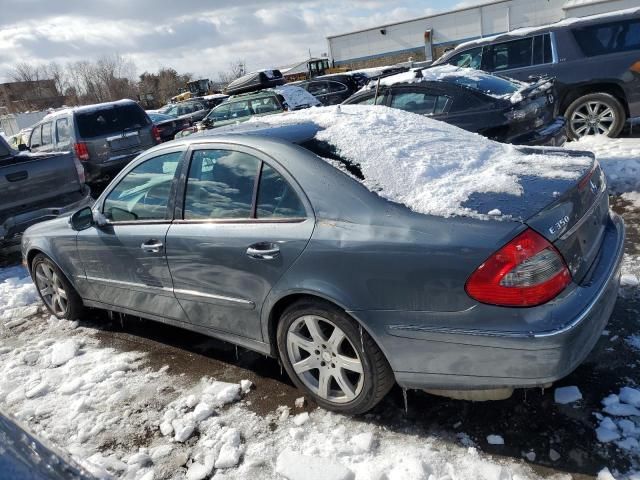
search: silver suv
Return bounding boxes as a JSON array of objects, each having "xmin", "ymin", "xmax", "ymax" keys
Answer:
[{"xmin": 27, "ymin": 99, "xmax": 158, "ymax": 183}]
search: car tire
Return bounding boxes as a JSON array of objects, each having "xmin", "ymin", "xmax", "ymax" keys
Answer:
[
  {"xmin": 565, "ymin": 93, "xmax": 625, "ymax": 140},
  {"xmin": 31, "ymin": 254, "xmax": 85, "ymax": 320},
  {"xmin": 276, "ymin": 299, "xmax": 394, "ymax": 414}
]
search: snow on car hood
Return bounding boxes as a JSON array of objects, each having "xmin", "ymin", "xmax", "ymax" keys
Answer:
[
  {"xmin": 249, "ymin": 105, "xmax": 592, "ymax": 219},
  {"xmin": 274, "ymin": 85, "xmax": 321, "ymax": 109}
]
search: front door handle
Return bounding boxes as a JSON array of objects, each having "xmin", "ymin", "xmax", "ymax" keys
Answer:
[
  {"xmin": 141, "ymin": 240, "xmax": 164, "ymax": 253},
  {"xmin": 246, "ymin": 242, "xmax": 280, "ymax": 260}
]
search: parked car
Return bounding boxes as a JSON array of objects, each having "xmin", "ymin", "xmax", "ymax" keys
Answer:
[
  {"xmin": 23, "ymin": 106, "xmax": 623, "ymax": 414},
  {"xmin": 344, "ymin": 65, "xmax": 567, "ymax": 146},
  {"xmin": 200, "ymin": 93, "xmax": 230, "ymax": 109},
  {"xmin": 293, "ymin": 74, "xmax": 361, "ymax": 105},
  {"xmin": 0, "ymin": 134, "xmax": 90, "ymax": 252},
  {"xmin": 433, "ymin": 7, "xmax": 640, "ymax": 139},
  {"xmin": 177, "ymin": 85, "xmax": 320, "ymax": 136},
  {"xmin": 6, "ymin": 128, "xmax": 31, "ymax": 150},
  {"xmin": 158, "ymin": 99, "xmax": 210, "ymax": 123},
  {"xmin": 26, "ymin": 99, "xmax": 158, "ymax": 183},
  {"xmin": 225, "ymin": 69, "xmax": 285, "ymax": 95},
  {"xmin": 148, "ymin": 112, "xmax": 191, "ymax": 142},
  {"xmin": 0, "ymin": 410, "xmax": 94, "ymax": 480}
]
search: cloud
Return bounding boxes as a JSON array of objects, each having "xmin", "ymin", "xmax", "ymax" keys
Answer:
[{"xmin": 0, "ymin": 0, "xmax": 437, "ymax": 82}]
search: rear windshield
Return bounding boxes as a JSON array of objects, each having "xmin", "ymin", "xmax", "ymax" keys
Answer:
[
  {"xmin": 573, "ymin": 19, "xmax": 640, "ymax": 57},
  {"xmin": 75, "ymin": 103, "xmax": 150, "ymax": 138},
  {"xmin": 440, "ymin": 73, "xmax": 520, "ymax": 96}
]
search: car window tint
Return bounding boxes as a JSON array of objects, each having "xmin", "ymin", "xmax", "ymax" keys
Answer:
[
  {"xmin": 30, "ymin": 126, "xmax": 42, "ymax": 148},
  {"xmin": 307, "ymin": 81, "xmax": 328, "ymax": 96},
  {"xmin": 256, "ymin": 164, "xmax": 305, "ymax": 218},
  {"xmin": 56, "ymin": 118, "xmax": 71, "ymax": 144},
  {"xmin": 41, "ymin": 122, "xmax": 53, "ymax": 146},
  {"xmin": 326, "ymin": 81, "xmax": 347, "ymax": 93},
  {"xmin": 390, "ymin": 92, "xmax": 441, "ymax": 115},
  {"xmin": 348, "ymin": 93, "xmax": 386, "ymax": 105},
  {"xmin": 447, "ymin": 47, "xmax": 483, "ymax": 69},
  {"xmin": 209, "ymin": 104, "xmax": 230, "ymax": 121},
  {"xmin": 103, "ymin": 151, "xmax": 181, "ymax": 222},
  {"xmin": 184, "ymin": 149, "xmax": 260, "ymax": 219},
  {"xmin": 434, "ymin": 96, "xmax": 449, "ymax": 114},
  {"xmin": 490, "ymin": 37, "xmax": 533, "ymax": 71},
  {"xmin": 76, "ymin": 103, "xmax": 150, "ymax": 138},
  {"xmin": 250, "ymin": 97, "xmax": 281, "ymax": 115},
  {"xmin": 532, "ymin": 34, "xmax": 552, "ymax": 64},
  {"xmin": 573, "ymin": 19, "xmax": 640, "ymax": 56}
]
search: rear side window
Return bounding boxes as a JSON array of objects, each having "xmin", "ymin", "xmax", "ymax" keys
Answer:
[
  {"xmin": 41, "ymin": 122, "xmax": 53, "ymax": 145},
  {"xmin": 229, "ymin": 101, "xmax": 252, "ymax": 119},
  {"xmin": 390, "ymin": 91, "xmax": 449, "ymax": 115},
  {"xmin": 256, "ymin": 164, "xmax": 305, "ymax": 218},
  {"xmin": 346, "ymin": 93, "xmax": 387, "ymax": 106},
  {"xmin": 75, "ymin": 103, "xmax": 150, "ymax": 139},
  {"xmin": 573, "ymin": 19, "xmax": 640, "ymax": 56},
  {"xmin": 447, "ymin": 47, "xmax": 483, "ymax": 69},
  {"xmin": 250, "ymin": 97, "xmax": 281, "ymax": 114},
  {"xmin": 56, "ymin": 118, "xmax": 71, "ymax": 144}
]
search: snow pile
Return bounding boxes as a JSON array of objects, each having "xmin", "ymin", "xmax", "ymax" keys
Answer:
[
  {"xmin": 0, "ymin": 265, "xmax": 39, "ymax": 323},
  {"xmin": 249, "ymin": 105, "xmax": 592, "ymax": 219},
  {"xmin": 595, "ymin": 387, "xmax": 640, "ymax": 452},
  {"xmin": 554, "ymin": 386, "xmax": 582, "ymax": 405},
  {"xmin": 572, "ymin": 136, "xmax": 640, "ymax": 194},
  {"xmin": 274, "ymin": 85, "xmax": 321, "ymax": 109}
]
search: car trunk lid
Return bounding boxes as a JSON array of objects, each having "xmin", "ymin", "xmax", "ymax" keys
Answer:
[{"xmin": 463, "ymin": 148, "xmax": 606, "ymax": 284}]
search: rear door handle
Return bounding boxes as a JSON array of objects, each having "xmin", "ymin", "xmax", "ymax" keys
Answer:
[
  {"xmin": 6, "ymin": 171, "xmax": 28, "ymax": 182},
  {"xmin": 141, "ymin": 240, "xmax": 164, "ymax": 253},
  {"xmin": 246, "ymin": 243, "xmax": 280, "ymax": 260}
]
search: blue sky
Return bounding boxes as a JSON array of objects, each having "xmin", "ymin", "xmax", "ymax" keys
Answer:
[{"xmin": 0, "ymin": 0, "xmax": 476, "ymax": 82}]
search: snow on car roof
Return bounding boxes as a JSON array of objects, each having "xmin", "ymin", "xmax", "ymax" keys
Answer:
[
  {"xmin": 247, "ymin": 105, "xmax": 592, "ymax": 219},
  {"xmin": 273, "ymin": 85, "xmax": 321, "ymax": 109}
]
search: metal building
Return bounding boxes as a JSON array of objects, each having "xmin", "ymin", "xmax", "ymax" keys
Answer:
[{"xmin": 326, "ymin": 0, "xmax": 639, "ymax": 68}]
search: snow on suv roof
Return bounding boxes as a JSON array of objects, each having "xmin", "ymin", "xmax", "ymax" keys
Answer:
[{"xmin": 244, "ymin": 105, "xmax": 591, "ymax": 219}]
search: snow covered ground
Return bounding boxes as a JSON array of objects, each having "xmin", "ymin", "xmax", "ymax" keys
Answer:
[{"xmin": 1, "ymin": 133, "xmax": 640, "ymax": 480}]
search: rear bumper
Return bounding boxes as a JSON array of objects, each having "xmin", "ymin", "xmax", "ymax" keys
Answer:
[
  {"xmin": 353, "ymin": 213, "xmax": 625, "ymax": 390},
  {"xmin": 0, "ymin": 186, "xmax": 92, "ymax": 252},
  {"xmin": 509, "ymin": 117, "xmax": 567, "ymax": 147}
]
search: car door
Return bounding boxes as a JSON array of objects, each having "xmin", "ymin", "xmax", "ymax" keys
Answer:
[
  {"xmin": 166, "ymin": 144, "xmax": 314, "ymax": 341},
  {"xmin": 76, "ymin": 147, "xmax": 186, "ymax": 320},
  {"xmin": 28, "ymin": 125, "xmax": 43, "ymax": 152}
]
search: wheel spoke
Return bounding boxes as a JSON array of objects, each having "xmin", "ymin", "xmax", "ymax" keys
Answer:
[
  {"xmin": 574, "ymin": 111, "xmax": 588, "ymax": 119},
  {"xmin": 336, "ymin": 354, "xmax": 363, "ymax": 374},
  {"xmin": 40, "ymin": 286, "xmax": 53, "ymax": 297},
  {"xmin": 293, "ymin": 356, "xmax": 319, "ymax": 374},
  {"xmin": 43, "ymin": 265, "xmax": 53, "ymax": 280},
  {"xmin": 599, "ymin": 108, "xmax": 613, "ymax": 119},
  {"xmin": 36, "ymin": 271, "xmax": 48, "ymax": 285},
  {"xmin": 288, "ymin": 332, "xmax": 314, "ymax": 353},
  {"xmin": 327, "ymin": 327, "xmax": 345, "ymax": 350},
  {"xmin": 317, "ymin": 369, "xmax": 331, "ymax": 398},
  {"xmin": 304, "ymin": 317, "xmax": 326, "ymax": 344},
  {"xmin": 576, "ymin": 125, "xmax": 589, "ymax": 135},
  {"xmin": 57, "ymin": 288, "xmax": 67, "ymax": 300},
  {"xmin": 333, "ymin": 370, "xmax": 356, "ymax": 400}
]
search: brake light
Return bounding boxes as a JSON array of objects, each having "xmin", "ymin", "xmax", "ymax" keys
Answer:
[
  {"xmin": 73, "ymin": 157, "xmax": 86, "ymax": 185},
  {"xmin": 73, "ymin": 142, "xmax": 90, "ymax": 161},
  {"xmin": 152, "ymin": 125, "xmax": 161, "ymax": 143},
  {"xmin": 465, "ymin": 229, "xmax": 571, "ymax": 307}
]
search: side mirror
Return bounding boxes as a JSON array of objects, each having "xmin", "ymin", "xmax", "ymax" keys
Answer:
[
  {"xmin": 70, "ymin": 207, "xmax": 95, "ymax": 231},
  {"xmin": 18, "ymin": 143, "xmax": 29, "ymax": 152}
]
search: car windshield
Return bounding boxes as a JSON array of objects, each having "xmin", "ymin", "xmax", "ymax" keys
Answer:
[
  {"xmin": 75, "ymin": 103, "xmax": 150, "ymax": 138},
  {"xmin": 148, "ymin": 112, "xmax": 174, "ymax": 122}
]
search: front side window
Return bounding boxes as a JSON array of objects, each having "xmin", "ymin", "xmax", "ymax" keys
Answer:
[
  {"xmin": 41, "ymin": 122, "xmax": 53, "ymax": 145},
  {"xmin": 209, "ymin": 104, "xmax": 230, "ymax": 122},
  {"xmin": 489, "ymin": 37, "xmax": 534, "ymax": 71},
  {"xmin": 390, "ymin": 91, "xmax": 449, "ymax": 115},
  {"xmin": 184, "ymin": 150, "xmax": 260, "ymax": 219},
  {"xmin": 346, "ymin": 93, "xmax": 387, "ymax": 106},
  {"xmin": 573, "ymin": 19, "xmax": 640, "ymax": 56},
  {"xmin": 250, "ymin": 97, "xmax": 281, "ymax": 115},
  {"xmin": 257, "ymin": 164, "xmax": 305, "ymax": 218},
  {"xmin": 103, "ymin": 151, "xmax": 182, "ymax": 222},
  {"xmin": 29, "ymin": 125, "xmax": 42, "ymax": 148},
  {"xmin": 56, "ymin": 118, "xmax": 71, "ymax": 144},
  {"xmin": 229, "ymin": 101, "xmax": 252, "ymax": 119},
  {"xmin": 447, "ymin": 47, "xmax": 483, "ymax": 69}
]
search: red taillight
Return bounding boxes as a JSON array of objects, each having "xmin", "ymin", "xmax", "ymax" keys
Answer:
[
  {"xmin": 465, "ymin": 229, "xmax": 571, "ymax": 307},
  {"xmin": 73, "ymin": 142, "xmax": 90, "ymax": 162},
  {"xmin": 152, "ymin": 125, "xmax": 161, "ymax": 143},
  {"xmin": 73, "ymin": 157, "xmax": 86, "ymax": 185}
]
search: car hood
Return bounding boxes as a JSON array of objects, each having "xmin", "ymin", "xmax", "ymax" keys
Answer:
[{"xmin": 23, "ymin": 214, "xmax": 74, "ymax": 238}]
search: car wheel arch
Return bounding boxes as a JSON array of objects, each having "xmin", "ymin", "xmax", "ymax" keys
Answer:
[
  {"xmin": 27, "ymin": 249, "xmax": 79, "ymax": 293},
  {"xmin": 264, "ymin": 291, "xmax": 393, "ymax": 369},
  {"xmin": 559, "ymin": 82, "xmax": 629, "ymax": 117}
]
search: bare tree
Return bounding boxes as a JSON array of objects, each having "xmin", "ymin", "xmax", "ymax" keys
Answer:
[{"xmin": 217, "ymin": 59, "xmax": 246, "ymax": 85}]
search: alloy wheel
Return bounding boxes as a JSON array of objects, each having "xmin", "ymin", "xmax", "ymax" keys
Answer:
[
  {"xmin": 286, "ymin": 315, "xmax": 364, "ymax": 404},
  {"xmin": 570, "ymin": 100, "xmax": 616, "ymax": 137},
  {"xmin": 35, "ymin": 262, "xmax": 68, "ymax": 316}
]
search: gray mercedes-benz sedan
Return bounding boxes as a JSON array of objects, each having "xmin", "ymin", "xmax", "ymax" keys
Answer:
[{"xmin": 22, "ymin": 106, "xmax": 624, "ymax": 414}]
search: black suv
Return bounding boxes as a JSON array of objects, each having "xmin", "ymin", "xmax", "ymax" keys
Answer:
[{"xmin": 434, "ymin": 8, "xmax": 640, "ymax": 139}]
